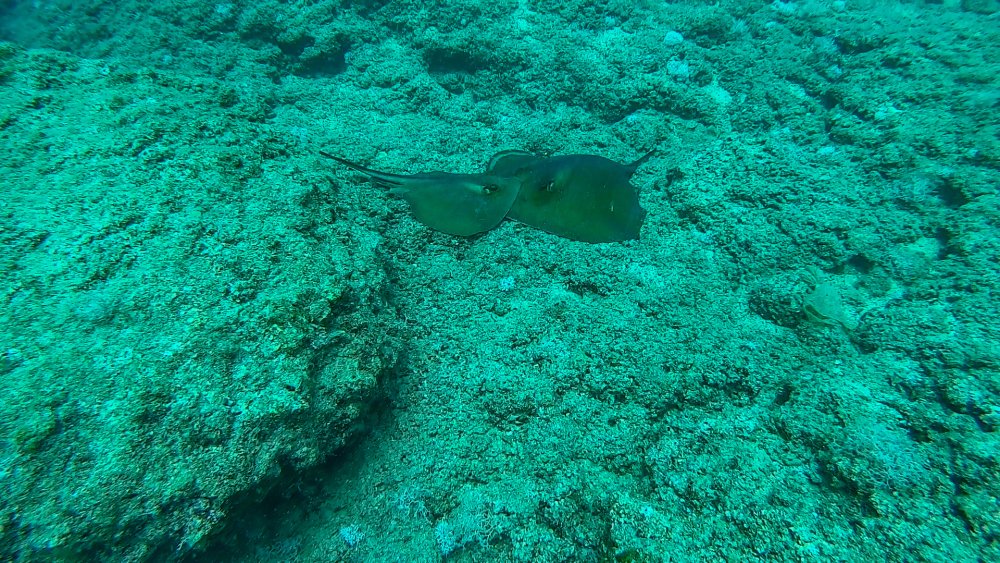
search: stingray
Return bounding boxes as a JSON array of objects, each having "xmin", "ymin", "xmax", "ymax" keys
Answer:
[
  {"xmin": 487, "ymin": 150, "xmax": 653, "ymax": 243},
  {"xmin": 320, "ymin": 149, "xmax": 653, "ymax": 243},
  {"xmin": 319, "ymin": 152, "xmax": 522, "ymax": 236}
]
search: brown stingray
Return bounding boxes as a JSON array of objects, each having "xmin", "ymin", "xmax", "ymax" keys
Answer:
[
  {"xmin": 489, "ymin": 150, "xmax": 653, "ymax": 243},
  {"xmin": 320, "ymin": 151, "xmax": 521, "ymax": 236},
  {"xmin": 321, "ymin": 149, "xmax": 653, "ymax": 243}
]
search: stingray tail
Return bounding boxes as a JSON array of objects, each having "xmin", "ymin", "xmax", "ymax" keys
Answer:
[
  {"xmin": 627, "ymin": 149, "xmax": 656, "ymax": 172},
  {"xmin": 319, "ymin": 150, "xmax": 405, "ymax": 189}
]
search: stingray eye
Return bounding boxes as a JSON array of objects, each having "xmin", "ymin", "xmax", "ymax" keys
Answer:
[
  {"xmin": 482, "ymin": 183, "xmax": 499, "ymax": 194},
  {"xmin": 543, "ymin": 180, "xmax": 556, "ymax": 192}
]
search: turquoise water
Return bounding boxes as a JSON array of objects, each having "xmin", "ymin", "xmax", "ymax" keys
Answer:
[{"xmin": 1, "ymin": 1, "xmax": 998, "ymax": 561}]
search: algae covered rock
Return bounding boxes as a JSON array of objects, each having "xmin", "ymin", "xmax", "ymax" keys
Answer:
[{"xmin": 0, "ymin": 44, "xmax": 399, "ymax": 560}]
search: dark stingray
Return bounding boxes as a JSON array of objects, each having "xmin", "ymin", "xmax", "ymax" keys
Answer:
[
  {"xmin": 320, "ymin": 149, "xmax": 653, "ymax": 243},
  {"xmin": 488, "ymin": 150, "xmax": 653, "ymax": 243}
]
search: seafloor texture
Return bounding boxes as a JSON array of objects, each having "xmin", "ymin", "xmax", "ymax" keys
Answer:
[{"xmin": 1, "ymin": 0, "xmax": 998, "ymax": 561}]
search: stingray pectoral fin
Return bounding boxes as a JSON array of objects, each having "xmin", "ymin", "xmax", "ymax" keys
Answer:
[{"xmin": 392, "ymin": 173, "xmax": 521, "ymax": 236}]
